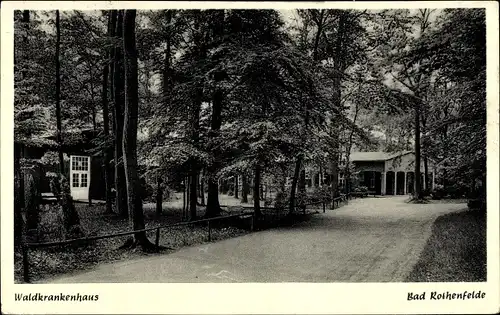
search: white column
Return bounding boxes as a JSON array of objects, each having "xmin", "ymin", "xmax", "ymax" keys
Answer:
[
  {"xmin": 394, "ymin": 172, "xmax": 398, "ymax": 195},
  {"xmin": 404, "ymin": 172, "xmax": 407, "ymax": 195}
]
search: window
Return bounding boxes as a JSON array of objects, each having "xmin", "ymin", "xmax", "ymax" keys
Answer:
[
  {"xmin": 72, "ymin": 173, "xmax": 79, "ymax": 187},
  {"xmin": 72, "ymin": 156, "xmax": 89, "ymax": 171},
  {"xmin": 81, "ymin": 173, "xmax": 88, "ymax": 188}
]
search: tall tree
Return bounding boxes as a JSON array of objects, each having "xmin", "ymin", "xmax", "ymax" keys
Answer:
[
  {"xmin": 371, "ymin": 9, "xmax": 437, "ymax": 199},
  {"xmin": 205, "ymin": 9, "xmax": 226, "ymax": 218},
  {"xmin": 55, "ymin": 10, "xmax": 64, "ymax": 173},
  {"xmin": 102, "ymin": 10, "xmax": 114, "ymax": 213},
  {"xmin": 122, "ymin": 9, "xmax": 154, "ymax": 249},
  {"xmin": 113, "ymin": 10, "xmax": 128, "ymax": 217},
  {"xmin": 329, "ymin": 10, "xmax": 348, "ymax": 202},
  {"xmin": 56, "ymin": 10, "xmax": 84, "ymax": 237},
  {"xmin": 187, "ymin": 11, "xmax": 204, "ymax": 220},
  {"xmin": 411, "ymin": 8, "xmax": 486, "ymax": 196},
  {"xmin": 14, "ymin": 10, "xmax": 31, "ymax": 246}
]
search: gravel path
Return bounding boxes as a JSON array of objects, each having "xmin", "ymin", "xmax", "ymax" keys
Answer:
[{"xmin": 46, "ymin": 197, "xmax": 466, "ymax": 283}]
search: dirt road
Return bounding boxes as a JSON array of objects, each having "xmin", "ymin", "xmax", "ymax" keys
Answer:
[{"xmin": 46, "ymin": 197, "xmax": 466, "ymax": 283}]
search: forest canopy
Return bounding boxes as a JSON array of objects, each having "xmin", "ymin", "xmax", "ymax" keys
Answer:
[{"xmin": 13, "ymin": 8, "xmax": 487, "ymax": 248}]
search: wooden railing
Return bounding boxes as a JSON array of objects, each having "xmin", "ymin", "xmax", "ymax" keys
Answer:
[
  {"xmin": 21, "ymin": 212, "xmax": 255, "ymax": 283},
  {"xmin": 20, "ymin": 194, "xmax": 354, "ymax": 283}
]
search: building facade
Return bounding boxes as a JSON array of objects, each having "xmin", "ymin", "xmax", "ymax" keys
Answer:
[
  {"xmin": 299, "ymin": 151, "xmax": 436, "ymax": 196},
  {"xmin": 350, "ymin": 151, "xmax": 436, "ymax": 195}
]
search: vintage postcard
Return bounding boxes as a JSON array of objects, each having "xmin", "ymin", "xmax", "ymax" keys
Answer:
[{"xmin": 1, "ymin": 1, "xmax": 499, "ymax": 314}]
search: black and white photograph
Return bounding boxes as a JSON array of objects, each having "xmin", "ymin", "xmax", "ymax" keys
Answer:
[{"xmin": 1, "ymin": 1, "xmax": 499, "ymax": 314}]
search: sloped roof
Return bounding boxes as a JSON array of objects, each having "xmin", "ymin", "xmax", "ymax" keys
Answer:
[{"xmin": 350, "ymin": 151, "xmax": 412, "ymax": 162}]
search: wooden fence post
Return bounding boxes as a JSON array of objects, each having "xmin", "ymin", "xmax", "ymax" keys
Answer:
[
  {"xmin": 322, "ymin": 201, "xmax": 326, "ymax": 213},
  {"xmin": 250, "ymin": 213, "xmax": 255, "ymax": 232}
]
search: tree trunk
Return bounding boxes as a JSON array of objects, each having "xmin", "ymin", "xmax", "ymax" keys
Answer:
[
  {"xmin": 205, "ymin": 11, "xmax": 226, "ymax": 218},
  {"xmin": 421, "ymin": 110, "xmax": 429, "ymax": 192},
  {"xmin": 414, "ymin": 102, "xmax": 423, "ymax": 199},
  {"xmin": 58, "ymin": 175, "xmax": 83, "ymax": 238},
  {"xmin": 189, "ymin": 171, "xmax": 198, "ymax": 220},
  {"xmin": 54, "ymin": 10, "xmax": 83, "ymax": 237},
  {"xmin": 344, "ymin": 155, "xmax": 351, "ymax": 195},
  {"xmin": 241, "ymin": 174, "xmax": 249, "ymax": 203},
  {"xmin": 298, "ymin": 168, "xmax": 306, "ymax": 212},
  {"xmin": 156, "ymin": 175, "xmax": 163, "ymax": 216},
  {"xmin": 424, "ymin": 156, "xmax": 429, "ymax": 191},
  {"xmin": 109, "ymin": 10, "xmax": 116, "ymax": 140},
  {"xmin": 200, "ymin": 171, "xmax": 205, "ymax": 205},
  {"xmin": 55, "ymin": 10, "xmax": 64, "ymax": 173},
  {"xmin": 253, "ymin": 165, "xmax": 262, "ymax": 217},
  {"xmin": 182, "ymin": 178, "xmax": 187, "ymax": 219},
  {"xmin": 122, "ymin": 9, "xmax": 153, "ymax": 249},
  {"xmin": 25, "ymin": 168, "xmax": 40, "ymax": 242},
  {"xmin": 331, "ymin": 153, "xmax": 339, "ymax": 202},
  {"xmin": 206, "ymin": 178, "xmax": 221, "ymax": 217},
  {"xmin": 113, "ymin": 10, "xmax": 128, "ymax": 218},
  {"xmin": 205, "ymin": 89, "xmax": 223, "ymax": 217},
  {"xmin": 288, "ymin": 157, "xmax": 301, "ymax": 214},
  {"xmin": 197, "ymin": 172, "xmax": 202, "ymax": 203},
  {"xmin": 188, "ymin": 98, "xmax": 200, "ymax": 218},
  {"xmin": 344, "ymin": 104, "xmax": 359, "ymax": 196},
  {"xmin": 88, "ymin": 157, "xmax": 93, "ymax": 206},
  {"xmin": 329, "ymin": 11, "xmax": 346, "ymax": 203},
  {"xmin": 14, "ymin": 156, "xmax": 24, "ymax": 246},
  {"xmin": 89, "ymin": 66, "xmax": 97, "ymax": 133},
  {"xmin": 234, "ymin": 175, "xmax": 239, "ymax": 199},
  {"xmin": 102, "ymin": 10, "xmax": 115, "ymax": 214},
  {"xmin": 319, "ymin": 164, "xmax": 323, "ymax": 187}
]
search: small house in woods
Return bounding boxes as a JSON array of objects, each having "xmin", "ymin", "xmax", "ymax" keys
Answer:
[
  {"xmin": 349, "ymin": 151, "xmax": 436, "ymax": 195},
  {"xmin": 15, "ymin": 128, "xmax": 107, "ymax": 201},
  {"xmin": 288, "ymin": 151, "xmax": 437, "ymax": 196}
]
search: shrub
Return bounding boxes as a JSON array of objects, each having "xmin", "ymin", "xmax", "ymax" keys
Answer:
[
  {"xmin": 467, "ymin": 198, "xmax": 486, "ymax": 212},
  {"xmin": 273, "ymin": 190, "xmax": 288, "ymax": 210},
  {"xmin": 141, "ymin": 179, "xmax": 156, "ymax": 202},
  {"xmin": 445, "ymin": 184, "xmax": 468, "ymax": 199},
  {"xmin": 422, "ymin": 188, "xmax": 431, "ymax": 197},
  {"xmin": 431, "ymin": 183, "xmax": 470, "ymax": 199},
  {"xmin": 431, "ymin": 184, "xmax": 445, "ymax": 200},
  {"xmin": 353, "ymin": 186, "xmax": 368, "ymax": 193},
  {"xmin": 306, "ymin": 186, "xmax": 331, "ymax": 204}
]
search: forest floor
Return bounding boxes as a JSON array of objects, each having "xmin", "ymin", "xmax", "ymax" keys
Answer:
[
  {"xmin": 14, "ymin": 193, "xmax": 268, "ymax": 283},
  {"xmin": 43, "ymin": 197, "xmax": 471, "ymax": 283},
  {"xmin": 406, "ymin": 208, "xmax": 486, "ymax": 282}
]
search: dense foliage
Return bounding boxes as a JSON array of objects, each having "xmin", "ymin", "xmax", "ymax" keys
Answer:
[{"xmin": 14, "ymin": 8, "xmax": 487, "ymax": 249}]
